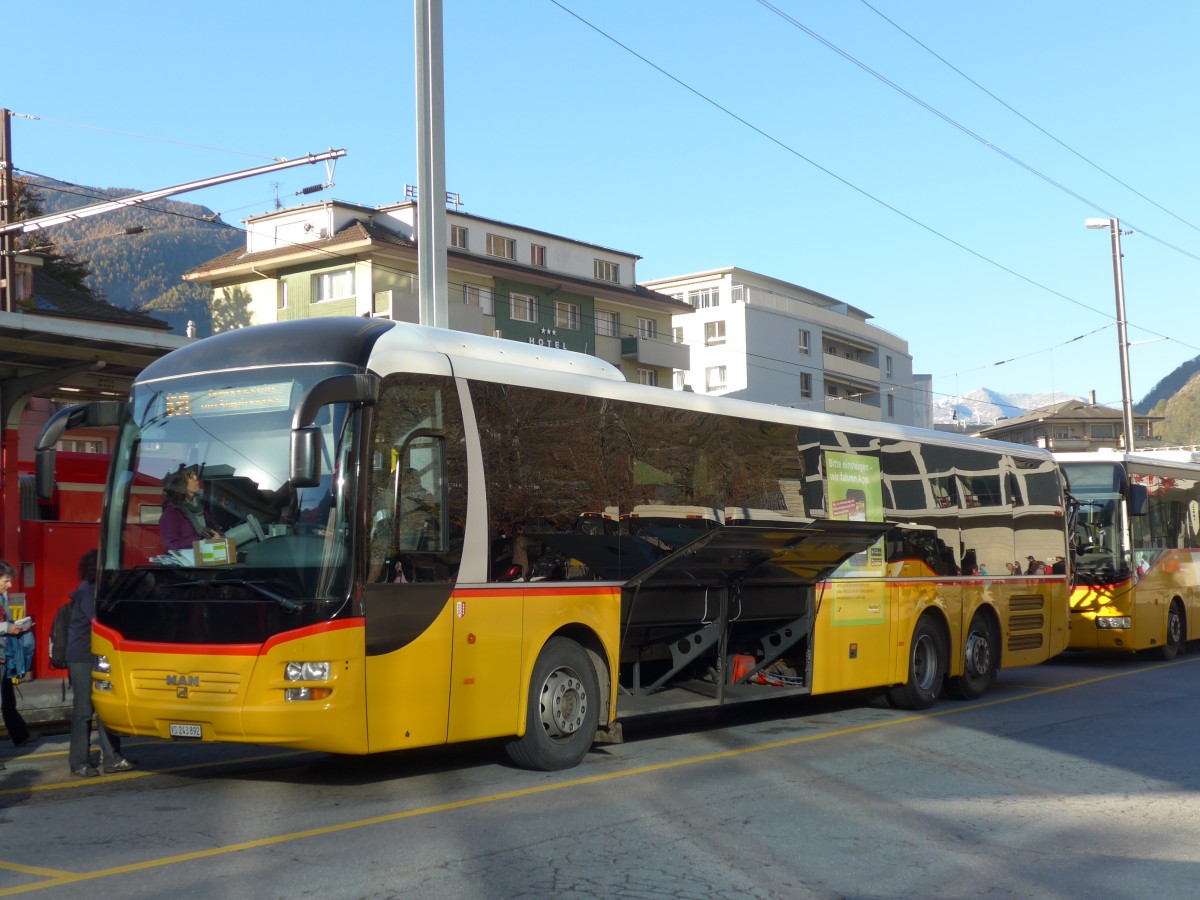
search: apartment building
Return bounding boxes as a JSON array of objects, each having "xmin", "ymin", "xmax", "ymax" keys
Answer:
[
  {"xmin": 184, "ymin": 199, "xmax": 690, "ymax": 385},
  {"xmin": 643, "ymin": 267, "xmax": 931, "ymax": 427}
]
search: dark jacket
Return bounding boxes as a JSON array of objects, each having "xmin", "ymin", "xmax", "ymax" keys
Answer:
[{"xmin": 65, "ymin": 580, "xmax": 97, "ymax": 664}]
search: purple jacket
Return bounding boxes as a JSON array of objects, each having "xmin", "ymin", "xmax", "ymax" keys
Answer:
[{"xmin": 159, "ymin": 503, "xmax": 217, "ymax": 551}]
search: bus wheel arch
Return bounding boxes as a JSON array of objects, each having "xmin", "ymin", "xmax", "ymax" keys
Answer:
[
  {"xmin": 887, "ymin": 611, "xmax": 948, "ymax": 710},
  {"xmin": 505, "ymin": 634, "xmax": 602, "ymax": 771},
  {"xmin": 1157, "ymin": 598, "xmax": 1185, "ymax": 661},
  {"xmin": 945, "ymin": 605, "xmax": 1000, "ymax": 701}
]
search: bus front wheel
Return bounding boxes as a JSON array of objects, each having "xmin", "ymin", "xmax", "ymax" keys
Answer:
[
  {"xmin": 1157, "ymin": 600, "xmax": 1184, "ymax": 661},
  {"xmin": 887, "ymin": 616, "xmax": 946, "ymax": 710},
  {"xmin": 944, "ymin": 611, "xmax": 998, "ymax": 701},
  {"xmin": 505, "ymin": 637, "xmax": 600, "ymax": 771}
]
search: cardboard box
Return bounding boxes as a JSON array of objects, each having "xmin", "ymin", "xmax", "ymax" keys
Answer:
[{"xmin": 193, "ymin": 537, "xmax": 236, "ymax": 566}]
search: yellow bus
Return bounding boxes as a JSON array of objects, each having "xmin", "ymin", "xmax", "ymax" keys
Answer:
[
  {"xmin": 38, "ymin": 318, "xmax": 1071, "ymax": 770},
  {"xmin": 1056, "ymin": 450, "xmax": 1200, "ymax": 659}
]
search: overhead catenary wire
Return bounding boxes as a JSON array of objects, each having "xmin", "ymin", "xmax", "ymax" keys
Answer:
[
  {"xmin": 856, "ymin": 0, "xmax": 1200, "ymax": 236},
  {"xmin": 545, "ymin": 2, "xmax": 1196, "ymax": 357},
  {"xmin": 752, "ymin": 0, "xmax": 1200, "ymax": 265}
]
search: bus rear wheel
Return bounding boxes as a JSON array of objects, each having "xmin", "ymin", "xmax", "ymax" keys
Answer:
[
  {"xmin": 1157, "ymin": 600, "xmax": 1184, "ymax": 661},
  {"xmin": 505, "ymin": 637, "xmax": 600, "ymax": 771},
  {"xmin": 945, "ymin": 611, "xmax": 998, "ymax": 701},
  {"xmin": 887, "ymin": 616, "xmax": 946, "ymax": 710}
]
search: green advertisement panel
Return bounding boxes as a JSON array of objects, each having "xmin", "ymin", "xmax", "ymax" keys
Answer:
[{"xmin": 826, "ymin": 451, "xmax": 886, "ymax": 626}]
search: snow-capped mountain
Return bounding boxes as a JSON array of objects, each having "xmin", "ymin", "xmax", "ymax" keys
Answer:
[{"xmin": 932, "ymin": 388, "xmax": 1088, "ymax": 426}]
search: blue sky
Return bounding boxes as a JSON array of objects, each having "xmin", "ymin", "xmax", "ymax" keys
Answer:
[{"xmin": 7, "ymin": 1, "xmax": 1199, "ymax": 414}]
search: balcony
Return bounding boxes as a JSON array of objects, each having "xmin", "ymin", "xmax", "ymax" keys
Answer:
[
  {"xmin": 825, "ymin": 396, "xmax": 882, "ymax": 421},
  {"xmin": 823, "ymin": 352, "xmax": 880, "ymax": 383},
  {"xmin": 621, "ymin": 334, "xmax": 690, "ymax": 371}
]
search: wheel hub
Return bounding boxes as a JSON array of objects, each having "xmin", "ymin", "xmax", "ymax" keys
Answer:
[
  {"xmin": 540, "ymin": 668, "xmax": 587, "ymax": 740},
  {"xmin": 965, "ymin": 630, "xmax": 991, "ymax": 677}
]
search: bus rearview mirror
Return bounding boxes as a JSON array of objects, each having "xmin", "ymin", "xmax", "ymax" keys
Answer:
[{"xmin": 291, "ymin": 427, "xmax": 322, "ymax": 487}]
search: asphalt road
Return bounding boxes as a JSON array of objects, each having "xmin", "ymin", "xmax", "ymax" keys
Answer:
[{"xmin": 3, "ymin": 648, "xmax": 1200, "ymax": 899}]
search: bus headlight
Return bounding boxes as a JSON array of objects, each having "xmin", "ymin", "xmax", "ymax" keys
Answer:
[
  {"xmin": 94, "ymin": 655, "xmax": 111, "ymax": 675},
  {"xmin": 285, "ymin": 661, "xmax": 330, "ymax": 682},
  {"xmin": 1095, "ymin": 617, "xmax": 1132, "ymax": 629},
  {"xmin": 284, "ymin": 661, "xmax": 332, "ymax": 701}
]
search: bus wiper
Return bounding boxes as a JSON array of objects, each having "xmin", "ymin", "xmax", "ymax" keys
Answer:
[
  {"xmin": 152, "ymin": 577, "xmax": 301, "ymax": 612},
  {"xmin": 209, "ymin": 579, "xmax": 302, "ymax": 612}
]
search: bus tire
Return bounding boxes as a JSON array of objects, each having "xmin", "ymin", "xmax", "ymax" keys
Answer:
[
  {"xmin": 505, "ymin": 637, "xmax": 600, "ymax": 771},
  {"xmin": 1157, "ymin": 599, "xmax": 1184, "ymax": 662},
  {"xmin": 944, "ymin": 610, "xmax": 998, "ymax": 701},
  {"xmin": 887, "ymin": 616, "xmax": 946, "ymax": 710}
]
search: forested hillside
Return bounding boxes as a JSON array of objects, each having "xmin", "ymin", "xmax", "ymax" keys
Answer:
[
  {"xmin": 1151, "ymin": 372, "xmax": 1200, "ymax": 447},
  {"xmin": 25, "ymin": 176, "xmax": 241, "ymax": 333},
  {"xmin": 1136, "ymin": 356, "xmax": 1200, "ymax": 416}
]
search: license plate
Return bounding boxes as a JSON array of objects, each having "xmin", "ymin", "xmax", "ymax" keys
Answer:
[{"xmin": 169, "ymin": 723, "xmax": 202, "ymax": 739}]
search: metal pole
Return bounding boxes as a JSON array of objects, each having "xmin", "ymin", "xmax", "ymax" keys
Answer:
[
  {"xmin": 1, "ymin": 109, "xmax": 14, "ymax": 313},
  {"xmin": 0, "ymin": 149, "xmax": 346, "ymax": 236},
  {"xmin": 415, "ymin": 0, "xmax": 449, "ymax": 329},
  {"xmin": 1108, "ymin": 219, "xmax": 1136, "ymax": 451}
]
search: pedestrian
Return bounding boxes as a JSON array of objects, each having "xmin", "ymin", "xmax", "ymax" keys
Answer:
[
  {"xmin": 66, "ymin": 550, "xmax": 135, "ymax": 777},
  {"xmin": 0, "ymin": 559, "xmax": 38, "ymax": 758}
]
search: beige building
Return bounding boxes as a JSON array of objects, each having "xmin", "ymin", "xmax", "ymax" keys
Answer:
[
  {"xmin": 185, "ymin": 200, "xmax": 690, "ymax": 386},
  {"xmin": 977, "ymin": 397, "xmax": 1162, "ymax": 450}
]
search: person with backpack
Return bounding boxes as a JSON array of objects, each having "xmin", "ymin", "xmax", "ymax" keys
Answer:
[
  {"xmin": 67, "ymin": 550, "xmax": 135, "ymax": 777},
  {"xmin": 0, "ymin": 559, "xmax": 37, "ymax": 759}
]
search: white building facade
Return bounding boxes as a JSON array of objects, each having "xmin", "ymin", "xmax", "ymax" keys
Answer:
[{"xmin": 643, "ymin": 267, "xmax": 931, "ymax": 427}]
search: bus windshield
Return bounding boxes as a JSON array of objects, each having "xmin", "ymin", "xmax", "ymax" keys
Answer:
[
  {"xmin": 1066, "ymin": 463, "xmax": 1131, "ymax": 582},
  {"xmin": 97, "ymin": 363, "xmax": 360, "ymax": 642}
]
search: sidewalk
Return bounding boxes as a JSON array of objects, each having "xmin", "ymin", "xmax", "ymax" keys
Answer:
[{"xmin": 1, "ymin": 676, "xmax": 73, "ymax": 738}]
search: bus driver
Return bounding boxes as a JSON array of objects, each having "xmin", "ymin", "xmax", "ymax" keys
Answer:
[{"xmin": 159, "ymin": 465, "xmax": 223, "ymax": 551}]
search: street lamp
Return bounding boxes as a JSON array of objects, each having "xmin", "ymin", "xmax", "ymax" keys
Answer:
[{"xmin": 1085, "ymin": 217, "xmax": 1136, "ymax": 452}]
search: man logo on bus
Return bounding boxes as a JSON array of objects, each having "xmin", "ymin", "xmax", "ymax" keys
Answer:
[{"xmin": 167, "ymin": 675, "xmax": 200, "ymax": 687}]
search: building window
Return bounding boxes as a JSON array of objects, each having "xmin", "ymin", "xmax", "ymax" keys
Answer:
[
  {"xmin": 530, "ymin": 244, "xmax": 546, "ymax": 267},
  {"xmin": 637, "ymin": 368, "xmax": 658, "ymax": 387},
  {"xmin": 637, "ymin": 317, "xmax": 657, "ymax": 340},
  {"xmin": 706, "ymin": 366, "xmax": 727, "ymax": 391},
  {"xmin": 277, "ymin": 281, "xmax": 288, "ymax": 310},
  {"xmin": 672, "ymin": 326, "xmax": 684, "ymax": 344},
  {"xmin": 687, "ymin": 287, "xmax": 719, "ymax": 309},
  {"xmin": 886, "ymin": 355, "xmax": 894, "ymax": 379},
  {"xmin": 887, "ymin": 394, "xmax": 895, "ymax": 417},
  {"xmin": 1091, "ymin": 424, "xmax": 1116, "ymax": 439},
  {"xmin": 554, "ymin": 300, "xmax": 580, "ymax": 330},
  {"xmin": 464, "ymin": 284, "xmax": 494, "ymax": 315},
  {"xmin": 731, "ymin": 285, "xmax": 744, "ymax": 304},
  {"xmin": 59, "ymin": 438, "xmax": 105, "ymax": 453},
  {"xmin": 798, "ymin": 329, "xmax": 810, "ymax": 354},
  {"xmin": 510, "ymin": 292, "xmax": 537, "ymax": 323},
  {"xmin": 313, "ymin": 268, "xmax": 355, "ymax": 303},
  {"xmin": 800, "ymin": 372, "xmax": 812, "ymax": 399},
  {"xmin": 486, "ymin": 233, "xmax": 515, "ymax": 259},
  {"xmin": 451, "ymin": 224, "xmax": 468, "ymax": 249},
  {"xmin": 705, "ymin": 320, "xmax": 726, "ymax": 345},
  {"xmin": 594, "ymin": 259, "xmax": 619, "ymax": 283},
  {"xmin": 595, "ymin": 309, "xmax": 619, "ymax": 337},
  {"xmin": 674, "ymin": 370, "xmax": 686, "ymax": 390}
]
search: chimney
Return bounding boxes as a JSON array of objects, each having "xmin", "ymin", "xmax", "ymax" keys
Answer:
[{"xmin": 1089, "ymin": 389, "xmax": 1096, "ymax": 406}]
